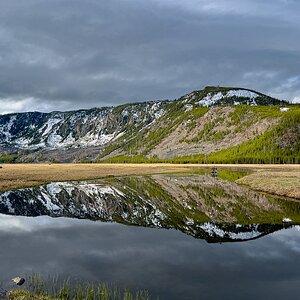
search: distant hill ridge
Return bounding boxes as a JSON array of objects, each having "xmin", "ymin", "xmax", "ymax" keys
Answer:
[{"xmin": 0, "ymin": 86, "xmax": 299, "ymax": 164}]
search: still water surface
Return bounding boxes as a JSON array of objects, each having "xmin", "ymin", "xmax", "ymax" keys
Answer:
[{"xmin": 0, "ymin": 173, "xmax": 299, "ymax": 299}]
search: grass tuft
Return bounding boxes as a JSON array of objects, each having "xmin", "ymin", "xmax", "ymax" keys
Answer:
[{"xmin": 7, "ymin": 274, "xmax": 151, "ymax": 300}]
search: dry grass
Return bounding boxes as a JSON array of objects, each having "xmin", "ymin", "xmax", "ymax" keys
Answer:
[
  {"xmin": 237, "ymin": 170, "xmax": 300, "ymax": 199},
  {"xmin": 0, "ymin": 163, "xmax": 201, "ymax": 192},
  {"xmin": 0, "ymin": 163, "xmax": 299, "ymax": 199}
]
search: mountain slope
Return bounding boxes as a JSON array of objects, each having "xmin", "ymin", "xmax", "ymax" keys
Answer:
[
  {"xmin": 0, "ymin": 86, "xmax": 299, "ymax": 163},
  {"xmin": 0, "ymin": 101, "xmax": 167, "ymax": 150}
]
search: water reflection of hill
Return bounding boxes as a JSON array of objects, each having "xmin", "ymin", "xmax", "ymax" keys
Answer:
[{"xmin": 0, "ymin": 174, "xmax": 299, "ymax": 243}]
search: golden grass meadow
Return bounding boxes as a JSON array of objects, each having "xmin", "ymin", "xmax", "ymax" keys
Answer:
[{"xmin": 0, "ymin": 163, "xmax": 299, "ymax": 199}]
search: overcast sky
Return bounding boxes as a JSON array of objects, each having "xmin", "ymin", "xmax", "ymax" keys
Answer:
[{"xmin": 0, "ymin": 0, "xmax": 300, "ymax": 114}]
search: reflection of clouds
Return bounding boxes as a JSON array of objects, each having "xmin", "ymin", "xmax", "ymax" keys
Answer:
[
  {"xmin": 243, "ymin": 226, "xmax": 300, "ymax": 261},
  {"xmin": 245, "ymin": 247, "xmax": 285, "ymax": 260},
  {"xmin": 0, "ymin": 214, "xmax": 111, "ymax": 232},
  {"xmin": 270, "ymin": 225, "xmax": 300, "ymax": 253},
  {"xmin": 0, "ymin": 214, "xmax": 70, "ymax": 232},
  {"xmin": 286, "ymin": 241, "xmax": 300, "ymax": 253},
  {"xmin": 0, "ymin": 216, "xmax": 300, "ymax": 299}
]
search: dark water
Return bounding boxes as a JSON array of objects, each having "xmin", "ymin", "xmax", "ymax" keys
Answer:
[{"xmin": 0, "ymin": 173, "xmax": 300, "ymax": 299}]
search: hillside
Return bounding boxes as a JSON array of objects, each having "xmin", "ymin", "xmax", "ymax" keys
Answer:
[{"xmin": 0, "ymin": 86, "xmax": 299, "ymax": 163}]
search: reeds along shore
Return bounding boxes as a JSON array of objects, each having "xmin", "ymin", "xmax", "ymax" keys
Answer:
[{"xmin": 6, "ymin": 274, "xmax": 150, "ymax": 300}]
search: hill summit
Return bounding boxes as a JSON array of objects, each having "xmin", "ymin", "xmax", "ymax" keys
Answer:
[{"xmin": 180, "ymin": 86, "xmax": 286, "ymax": 106}]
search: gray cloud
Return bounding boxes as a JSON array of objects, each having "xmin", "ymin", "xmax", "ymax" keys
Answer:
[{"xmin": 0, "ymin": 0, "xmax": 300, "ymax": 113}]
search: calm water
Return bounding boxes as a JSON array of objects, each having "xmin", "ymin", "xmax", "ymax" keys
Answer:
[{"xmin": 0, "ymin": 173, "xmax": 300, "ymax": 299}]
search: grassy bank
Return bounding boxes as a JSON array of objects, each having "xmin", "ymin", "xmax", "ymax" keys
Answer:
[
  {"xmin": 6, "ymin": 274, "xmax": 150, "ymax": 300},
  {"xmin": 8, "ymin": 288, "xmax": 150, "ymax": 300},
  {"xmin": 237, "ymin": 171, "xmax": 300, "ymax": 199},
  {"xmin": 0, "ymin": 163, "xmax": 200, "ymax": 192}
]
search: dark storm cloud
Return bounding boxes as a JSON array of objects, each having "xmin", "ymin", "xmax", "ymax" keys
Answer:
[{"xmin": 0, "ymin": 0, "xmax": 300, "ymax": 113}]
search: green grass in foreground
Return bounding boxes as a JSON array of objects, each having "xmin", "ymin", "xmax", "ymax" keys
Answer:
[{"xmin": 7, "ymin": 274, "xmax": 151, "ymax": 300}]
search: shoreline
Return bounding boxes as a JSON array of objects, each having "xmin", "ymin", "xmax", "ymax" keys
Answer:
[{"xmin": 0, "ymin": 163, "xmax": 299, "ymax": 199}]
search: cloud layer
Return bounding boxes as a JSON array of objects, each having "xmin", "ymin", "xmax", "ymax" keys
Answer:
[{"xmin": 0, "ymin": 0, "xmax": 300, "ymax": 113}]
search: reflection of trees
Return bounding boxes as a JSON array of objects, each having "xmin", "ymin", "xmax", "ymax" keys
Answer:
[{"xmin": 0, "ymin": 175, "xmax": 298, "ymax": 243}]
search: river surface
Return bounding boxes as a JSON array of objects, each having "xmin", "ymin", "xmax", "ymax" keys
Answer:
[{"xmin": 0, "ymin": 172, "xmax": 299, "ymax": 299}]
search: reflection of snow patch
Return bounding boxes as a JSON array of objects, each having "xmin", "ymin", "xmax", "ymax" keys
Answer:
[
  {"xmin": 0, "ymin": 192, "xmax": 15, "ymax": 213},
  {"xmin": 199, "ymin": 223, "xmax": 262, "ymax": 240},
  {"xmin": 40, "ymin": 190, "xmax": 62, "ymax": 212},
  {"xmin": 0, "ymin": 181, "xmax": 127, "ymax": 220}
]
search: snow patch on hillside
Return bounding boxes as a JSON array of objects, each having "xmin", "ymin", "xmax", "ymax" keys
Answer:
[
  {"xmin": 40, "ymin": 117, "xmax": 62, "ymax": 136},
  {"xmin": 47, "ymin": 132, "xmax": 63, "ymax": 147},
  {"xmin": 197, "ymin": 90, "xmax": 259, "ymax": 107},
  {"xmin": 0, "ymin": 100, "xmax": 167, "ymax": 150},
  {"xmin": 0, "ymin": 115, "xmax": 16, "ymax": 142}
]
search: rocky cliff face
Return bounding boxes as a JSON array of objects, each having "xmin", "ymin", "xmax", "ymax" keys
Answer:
[
  {"xmin": 0, "ymin": 101, "xmax": 167, "ymax": 150},
  {"xmin": 0, "ymin": 86, "xmax": 295, "ymax": 163}
]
